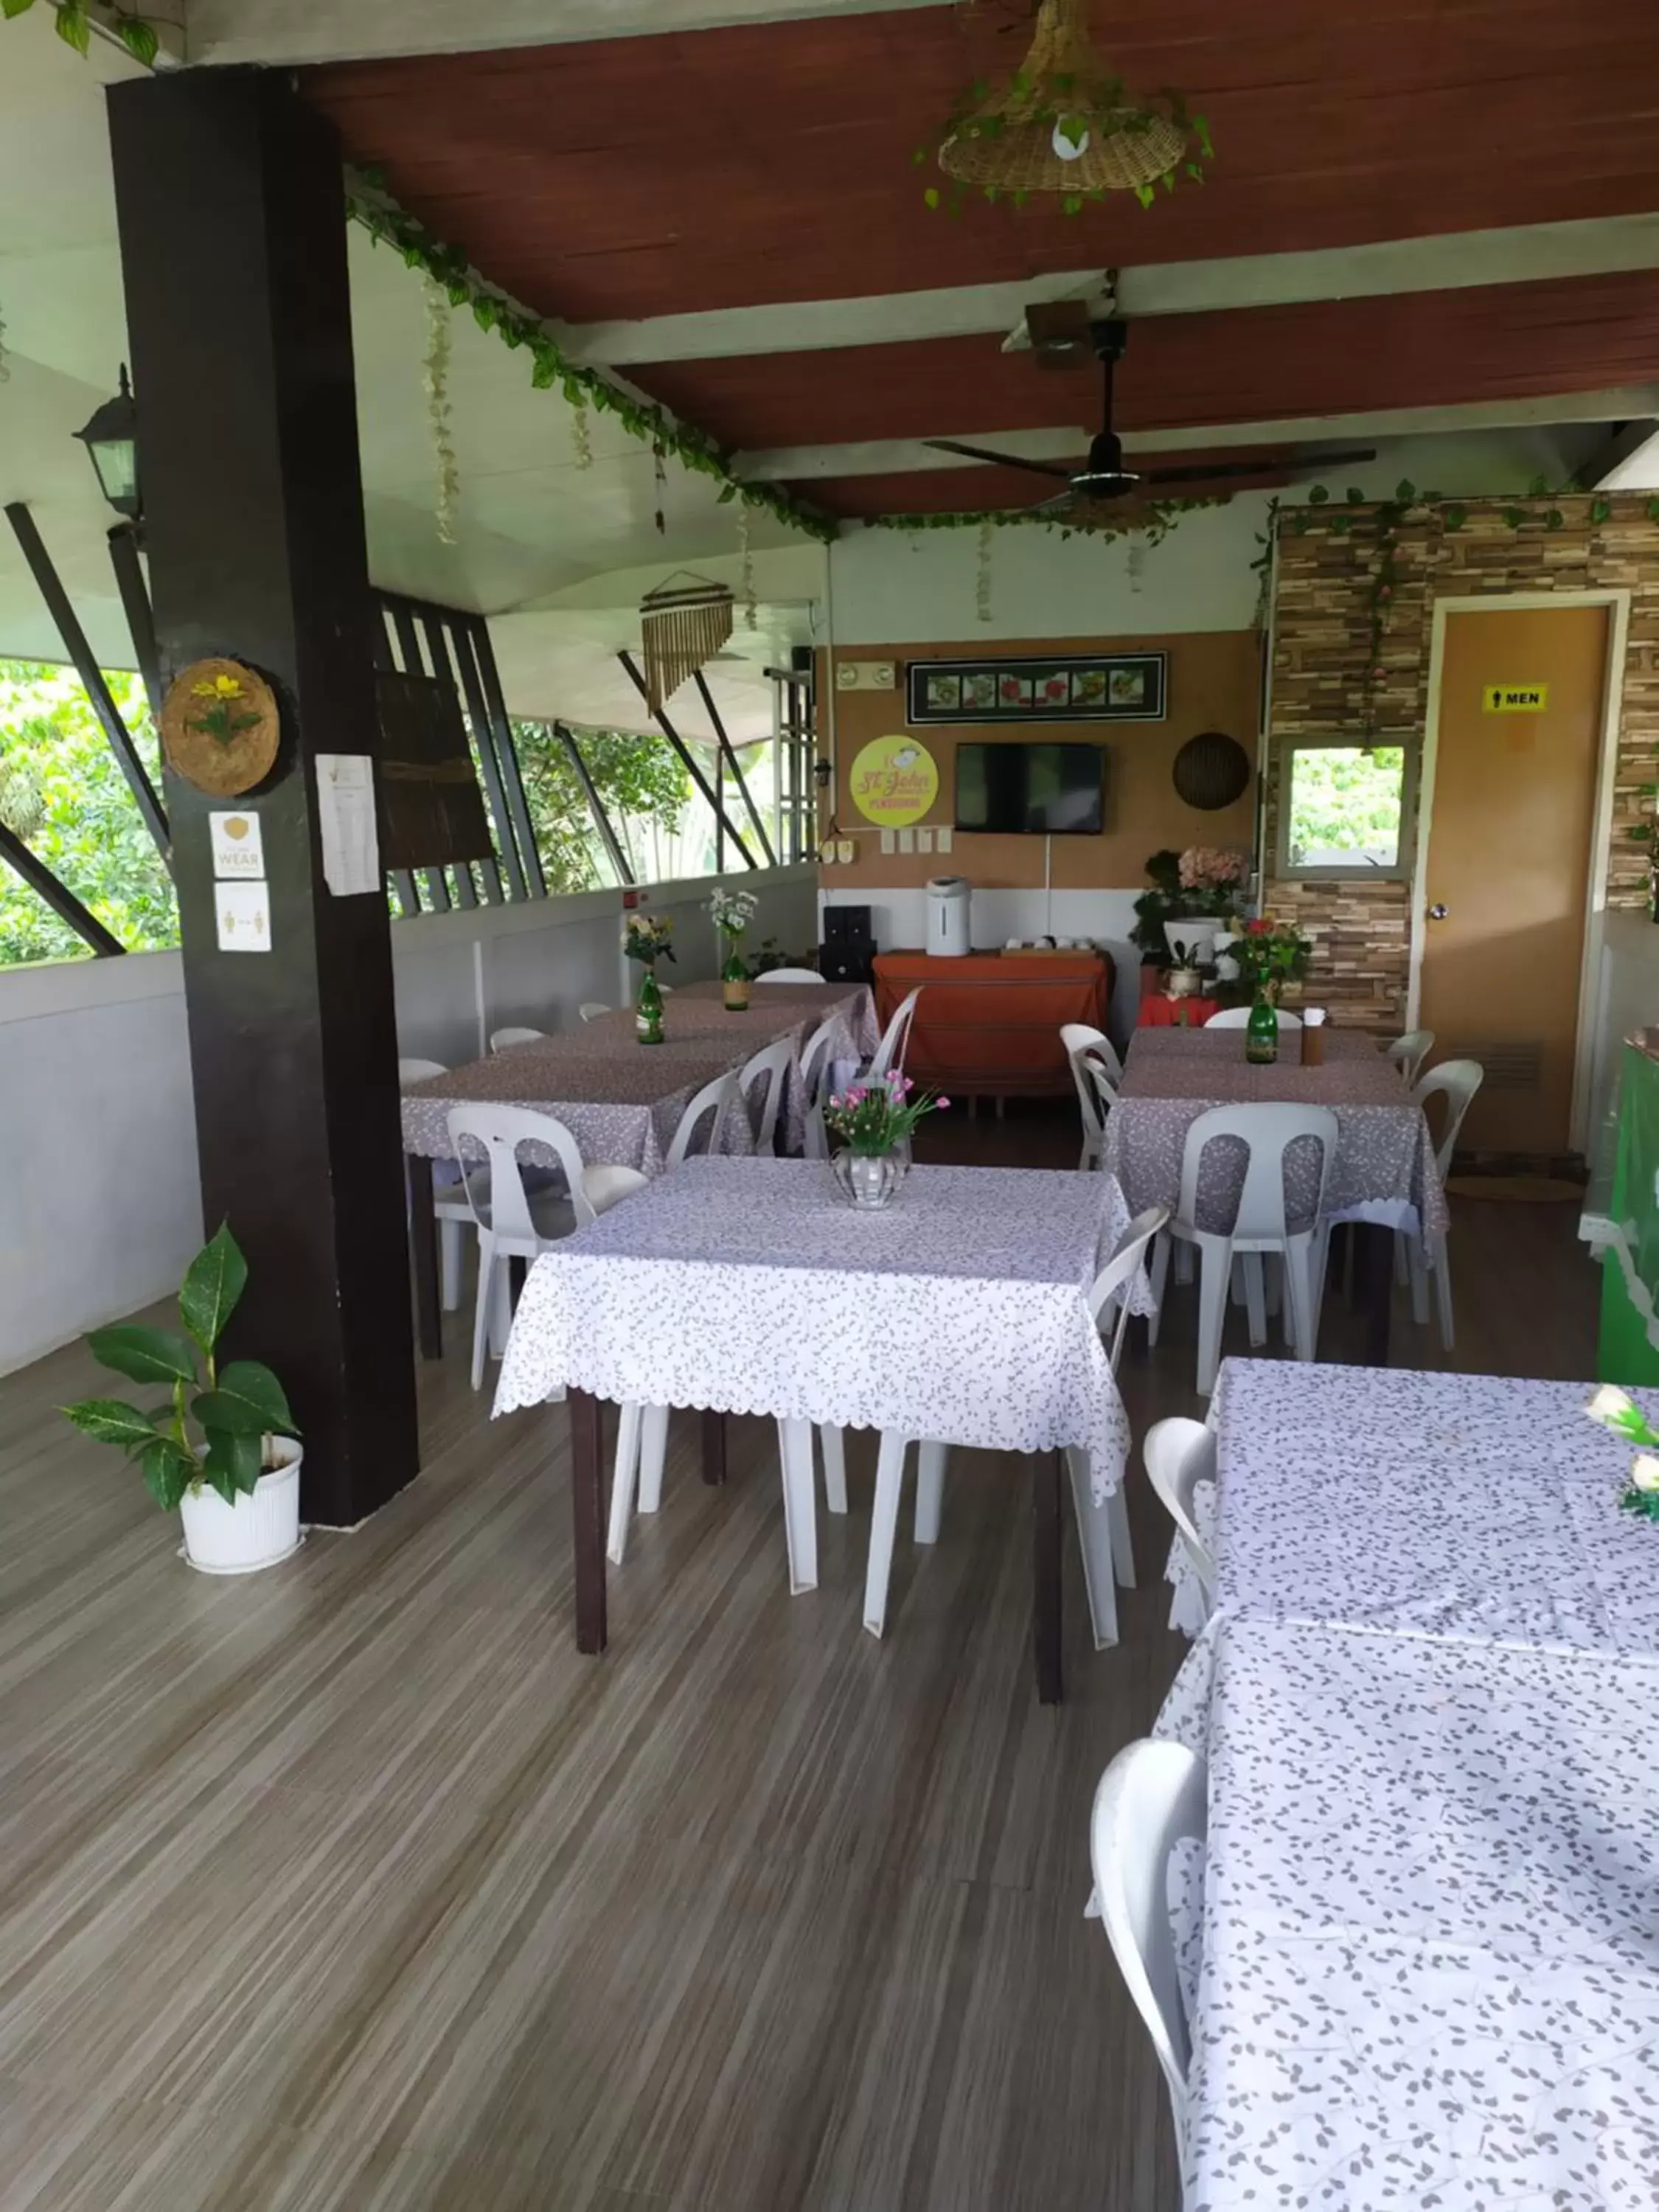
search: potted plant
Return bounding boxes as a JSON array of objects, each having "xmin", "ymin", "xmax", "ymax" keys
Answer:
[
  {"xmin": 824, "ymin": 1071, "xmax": 948, "ymax": 1210},
  {"xmin": 1231, "ymin": 918, "xmax": 1313, "ymax": 1065},
  {"xmin": 708, "ymin": 886, "xmax": 759, "ymax": 1012},
  {"xmin": 623, "ymin": 910, "xmax": 675, "ymax": 1043},
  {"xmin": 60, "ymin": 1222, "xmax": 302, "ymax": 1574}
]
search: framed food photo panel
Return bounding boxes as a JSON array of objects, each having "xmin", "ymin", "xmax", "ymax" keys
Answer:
[{"xmin": 906, "ymin": 652, "xmax": 1166, "ymax": 728}]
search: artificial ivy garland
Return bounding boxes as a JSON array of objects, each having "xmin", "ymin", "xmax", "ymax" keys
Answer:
[
  {"xmin": 347, "ymin": 173, "xmax": 836, "ymax": 547},
  {"xmin": 0, "ymin": 0, "xmax": 159, "ymax": 63},
  {"xmin": 422, "ymin": 276, "xmax": 460, "ymax": 545},
  {"xmin": 866, "ymin": 493, "xmax": 1229, "ymax": 544}
]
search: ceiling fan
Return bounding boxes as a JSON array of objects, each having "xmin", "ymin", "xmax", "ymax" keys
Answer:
[{"xmin": 925, "ymin": 307, "xmax": 1377, "ymax": 509}]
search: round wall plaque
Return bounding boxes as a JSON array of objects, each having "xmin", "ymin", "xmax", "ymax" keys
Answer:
[
  {"xmin": 1172, "ymin": 729, "xmax": 1251, "ymax": 811},
  {"xmin": 160, "ymin": 657, "xmax": 281, "ymax": 797}
]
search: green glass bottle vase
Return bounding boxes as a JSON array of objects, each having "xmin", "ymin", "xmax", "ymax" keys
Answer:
[
  {"xmin": 1245, "ymin": 990, "xmax": 1279, "ymax": 1065},
  {"xmin": 636, "ymin": 967, "xmax": 664, "ymax": 1046},
  {"xmin": 722, "ymin": 944, "xmax": 751, "ymax": 1012}
]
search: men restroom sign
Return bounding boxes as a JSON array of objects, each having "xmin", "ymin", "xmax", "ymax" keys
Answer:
[{"xmin": 1483, "ymin": 681, "xmax": 1549, "ymax": 713}]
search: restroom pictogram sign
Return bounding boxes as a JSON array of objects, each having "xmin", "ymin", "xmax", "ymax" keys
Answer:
[{"xmin": 1483, "ymin": 682, "xmax": 1549, "ymax": 713}]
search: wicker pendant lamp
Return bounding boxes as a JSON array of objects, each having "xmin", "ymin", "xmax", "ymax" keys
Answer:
[{"xmin": 938, "ymin": 0, "xmax": 1190, "ymax": 201}]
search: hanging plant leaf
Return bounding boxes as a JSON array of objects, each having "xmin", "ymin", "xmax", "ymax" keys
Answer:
[
  {"xmin": 1, "ymin": 0, "xmax": 39, "ymax": 18},
  {"xmin": 1308, "ymin": 484, "xmax": 1329, "ymax": 505},
  {"xmin": 55, "ymin": 0, "xmax": 90, "ymax": 52},
  {"xmin": 114, "ymin": 12, "xmax": 158, "ymax": 63},
  {"xmin": 1591, "ymin": 495, "xmax": 1613, "ymax": 526}
]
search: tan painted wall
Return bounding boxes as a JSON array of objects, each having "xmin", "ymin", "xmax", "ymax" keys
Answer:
[{"xmin": 818, "ymin": 632, "xmax": 1261, "ymax": 894}]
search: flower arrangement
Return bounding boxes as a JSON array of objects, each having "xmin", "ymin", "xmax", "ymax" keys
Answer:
[
  {"xmin": 1178, "ymin": 846, "xmax": 1248, "ymax": 895},
  {"xmin": 825, "ymin": 1071, "xmax": 948, "ymax": 1157},
  {"xmin": 1230, "ymin": 917, "xmax": 1312, "ymax": 1001},
  {"xmin": 708, "ymin": 888, "xmax": 759, "ymax": 939},
  {"xmin": 1584, "ymin": 1385, "xmax": 1659, "ymax": 1519},
  {"xmin": 623, "ymin": 911, "xmax": 675, "ymax": 967}
]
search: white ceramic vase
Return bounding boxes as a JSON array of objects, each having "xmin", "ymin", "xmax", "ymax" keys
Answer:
[
  {"xmin": 831, "ymin": 1150, "xmax": 906, "ymax": 1210},
  {"xmin": 179, "ymin": 1436, "xmax": 304, "ymax": 1574}
]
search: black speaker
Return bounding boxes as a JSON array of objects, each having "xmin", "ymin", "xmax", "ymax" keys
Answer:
[
  {"xmin": 824, "ymin": 904, "xmax": 872, "ymax": 944},
  {"xmin": 820, "ymin": 938, "xmax": 875, "ymax": 985}
]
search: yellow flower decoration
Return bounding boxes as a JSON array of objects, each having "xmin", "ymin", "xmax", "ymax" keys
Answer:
[{"xmin": 192, "ymin": 673, "xmax": 244, "ymax": 700}]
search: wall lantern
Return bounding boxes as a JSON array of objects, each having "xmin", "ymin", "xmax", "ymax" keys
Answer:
[{"xmin": 73, "ymin": 364, "xmax": 141, "ymax": 524}]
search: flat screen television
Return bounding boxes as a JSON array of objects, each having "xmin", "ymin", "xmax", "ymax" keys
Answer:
[{"xmin": 953, "ymin": 742, "xmax": 1105, "ymax": 835}]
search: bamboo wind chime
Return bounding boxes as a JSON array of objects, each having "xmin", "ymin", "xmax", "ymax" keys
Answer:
[{"xmin": 639, "ymin": 575, "xmax": 734, "ymax": 714}]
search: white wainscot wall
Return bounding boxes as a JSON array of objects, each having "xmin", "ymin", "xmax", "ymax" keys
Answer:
[
  {"xmin": 0, "ymin": 951, "xmax": 202, "ymax": 1374},
  {"xmin": 0, "ymin": 866, "xmax": 819, "ymax": 1374}
]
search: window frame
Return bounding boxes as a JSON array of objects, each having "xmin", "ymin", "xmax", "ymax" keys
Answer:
[{"xmin": 1273, "ymin": 734, "xmax": 1422, "ymax": 884}]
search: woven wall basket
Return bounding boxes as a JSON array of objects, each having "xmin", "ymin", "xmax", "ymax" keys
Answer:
[{"xmin": 939, "ymin": 0, "xmax": 1186, "ymax": 198}]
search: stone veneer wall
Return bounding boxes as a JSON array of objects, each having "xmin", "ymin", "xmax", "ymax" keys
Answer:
[{"xmin": 1264, "ymin": 493, "xmax": 1659, "ymax": 1032}]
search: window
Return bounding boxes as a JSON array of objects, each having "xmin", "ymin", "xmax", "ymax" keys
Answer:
[{"xmin": 1276, "ymin": 740, "xmax": 1419, "ymax": 881}]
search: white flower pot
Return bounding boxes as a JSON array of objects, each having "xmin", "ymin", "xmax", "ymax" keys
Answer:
[{"xmin": 180, "ymin": 1436, "xmax": 304, "ymax": 1574}]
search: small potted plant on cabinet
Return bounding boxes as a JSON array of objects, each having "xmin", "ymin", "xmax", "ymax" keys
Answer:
[{"xmin": 61, "ymin": 1222, "xmax": 303, "ymax": 1573}]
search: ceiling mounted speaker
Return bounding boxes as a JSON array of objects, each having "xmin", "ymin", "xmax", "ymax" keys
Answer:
[{"xmin": 1173, "ymin": 731, "xmax": 1251, "ymax": 811}]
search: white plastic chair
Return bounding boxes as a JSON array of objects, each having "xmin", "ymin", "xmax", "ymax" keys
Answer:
[
  {"xmin": 1403, "ymin": 1058, "xmax": 1484, "ymax": 1349},
  {"xmin": 755, "ymin": 967, "xmax": 824, "ymax": 984},
  {"xmin": 1387, "ymin": 1028, "xmax": 1435, "ymax": 1085},
  {"xmin": 1148, "ymin": 1102, "xmax": 1339, "ymax": 1395},
  {"xmin": 800, "ymin": 1009, "xmax": 846, "ymax": 1163},
  {"xmin": 578, "ymin": 1002, "xmax": 611, "ymax": 1023},
  {"xmin": 401, "ymin": 1058, "xmax": 468, "ymax": 1314},
  {"xmin": 865, "ymin": 986, "xmax": 923, "ymax": 1082},
  {"xmin": 1062, "ymin": 1022, "xmax": 1124, "ymax": 1170},
  {"xmin": 664, "ymin": 1069, "xmax": 740, "ymax": 1168},
  {"xmin": 445, "ymin": 1105, "xmax": 599, "ymax": 1391},
  {"xmin": 860, "ymin": 1206, "xmax": 1166, "ymax": 1646},
  {"xmin": 1143, "ymin": 1418, "xmax": 1217, "ymax": 1624},
  {"xmin": 1203, "ymin": 1005, "xmax": 1302, "ymax": 1032},
  {"xmin": 739, "ymin": 1037, "xmax": 795, "ymax": 1158},
  {"xmin": 1091, "ymin": 1739, "xmax": 1207, "ymax": 2157},
  {"xmin": 490, "ymin": 1026, "xmax": 546, "ymax": 1051}
]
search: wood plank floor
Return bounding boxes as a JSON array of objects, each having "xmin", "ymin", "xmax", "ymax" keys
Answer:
[{"xmin": 0, "ymin": 1106, "xmax": 1600, "ymax": 2211}]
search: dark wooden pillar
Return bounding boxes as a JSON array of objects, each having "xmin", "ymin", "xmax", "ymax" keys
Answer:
[{"xmin": 107, "ymin": 69, "xmax": 418, "ymax": 1527}]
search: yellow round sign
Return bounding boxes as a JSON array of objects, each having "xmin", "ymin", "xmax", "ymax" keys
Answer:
[{"xmin": 848, "ymin": 736, "xmax": 939, "ymax": 828}]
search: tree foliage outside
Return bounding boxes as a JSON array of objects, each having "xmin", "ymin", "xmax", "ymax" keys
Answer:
[
  {"xmin": 511, "ymin": 721, "xmax": 698, "ymax": 890},
  {"xmin": 1287, "ymin": 744, "xmax": 1406, "ymax": 870},
  {"xmin": 0, "ymin": 661, "xmax": 178, "ymax": 967}
]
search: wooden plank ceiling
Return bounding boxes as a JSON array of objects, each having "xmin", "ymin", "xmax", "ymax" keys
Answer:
[{"xmin": 305, "ymin": 0, "xmax": 1659, "ymax": 523}]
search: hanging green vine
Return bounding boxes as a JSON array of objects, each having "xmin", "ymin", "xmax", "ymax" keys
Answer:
[
  {"xmin": 1, "ymin": 0, "xmax": 159, "ymax": 65},
  {"xmin": 866, "ymin": 494, "xmax": 1228, "ymax": 544},
  {"xmin": 346, "ymin": 174, "xmax": 836, "ymax": 546}
]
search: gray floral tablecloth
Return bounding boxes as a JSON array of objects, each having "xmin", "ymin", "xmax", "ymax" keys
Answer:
[
  {"xmin": 1159, "ymin": 1615, "xmax": 1659, "ymax": 2210},
  {"xmin": 493, "ymin": 1157, "xmax": 1139, "ymax": 1495},
  {"xmin": 1171, "ymin": 1360, "xmax": 1659, "ymax": 1649},
  {"xmin": 1104, "ymin": 1026, "xmax": 1448, "ymax": 1242},
  {"xmin": 400, "ymin": 981, "xmax": 877, "ymax": 1175}
]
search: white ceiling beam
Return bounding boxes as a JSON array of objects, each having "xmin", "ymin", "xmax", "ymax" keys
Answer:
[
  {"xmin": 1593, "ymin": 423, "xmax": 1659, "ymax": 490},
  {"xmin": 552, "ymin": 212, "xmax": 1659, "ymax": 369},
  {"xmin": 737, "ymin": 389, "xmax": 1659, "ymax": 481},
  {"xmin": 181, "ymin": 0, "xmax": 952, "ymax": 66}
]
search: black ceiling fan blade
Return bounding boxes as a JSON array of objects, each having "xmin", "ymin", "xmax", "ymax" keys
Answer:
[
  {"xmin": 922, "ymin": 438, "xmax": 1075, "ymax": 480},
  {"xmin": 1140, "ymin": 445, "xmax": 1379, "ymax": 489}
]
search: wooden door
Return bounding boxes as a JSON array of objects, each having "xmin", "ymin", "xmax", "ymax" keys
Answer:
[{"xmin": 1418, "ymin": 604, "xmax": 1608, "ymax": 1156}]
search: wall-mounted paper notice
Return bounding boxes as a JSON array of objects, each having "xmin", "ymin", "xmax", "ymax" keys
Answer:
[
  {"xmin": 216, "ymin": 881, "xmax": 271, "ymax": 952},
  {"xmin": 316, "ymin": 755, "xmax": 380, "ymax": 896},
  {"xmin": 209, "ymin": 810, "xmax": 264, "ymax": 880}
]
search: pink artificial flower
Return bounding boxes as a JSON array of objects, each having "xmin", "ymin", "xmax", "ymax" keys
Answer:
[
  {"xmin": 846, "ymin": 1087, "xmax": 866, "ymax": 1106},
  {"xmin": 936, "ymin": 1096, "xmax": 951, "ymax": 1109},
  {"xmin": 828, "ymin": 1094, "xmax": 844, "ymax": 1110}
]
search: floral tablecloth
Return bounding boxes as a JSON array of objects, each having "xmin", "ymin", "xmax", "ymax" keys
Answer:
[
  {"xmin": 1158, "ymin": 1615, "xmax": 1659, "ymax": 2210},
  {"xmin": 1166, "ymin": 1360, "xmax": 1659, "ymax": 1650},
  {"xmin": 400, "ymin": 981, "xmax": 877, "ymax": 1176},
  {"xmin": 1105, "ymin": 1026, "xmax": 1447, "ymax": 1242},
  {"xmin": 493, "ymin": 1157, "xmax": 1142, "ymax": 1496}
]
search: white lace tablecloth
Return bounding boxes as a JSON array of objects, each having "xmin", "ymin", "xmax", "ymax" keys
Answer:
[
  {"xmin": 493, "ymin": 1157, "xmax": 1141, "ymax": 1495},
  {"xmin": 1105, "ymin": 1026, "xmax": 1447, "ymax": 1242},
  {"xmin": 400, "ymin": 981, "xmax": 877, "ymax": 1176},
  {"xmin": 1165, "ymin": 1360, "xmax": 1659, "ymax": 1650},
  {"xmin": 1158, "ymin": 1616, "xmax": 1659, "ymax": 2210}
]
